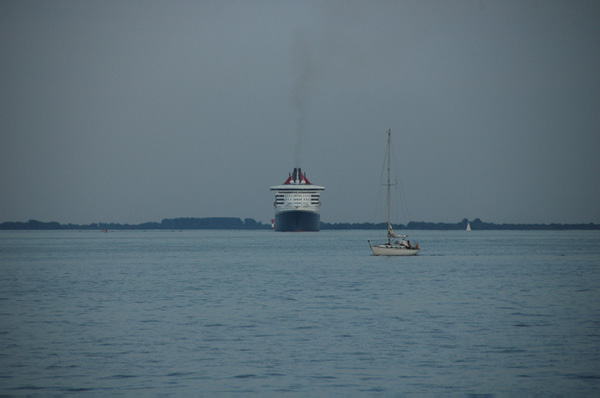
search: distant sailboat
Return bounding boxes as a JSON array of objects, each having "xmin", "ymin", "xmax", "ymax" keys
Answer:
[
  {"xmin": 466, "ymin": 222, "xmax": 471, "ymax": 232},
  {"xmin": 368, "ymin": 129, "xmax": 420, "ymax": 256}
]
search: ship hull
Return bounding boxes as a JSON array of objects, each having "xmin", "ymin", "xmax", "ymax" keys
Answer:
[{"xmin": 274, "ymin": 210, "xmax": 320, "ymax": 232}]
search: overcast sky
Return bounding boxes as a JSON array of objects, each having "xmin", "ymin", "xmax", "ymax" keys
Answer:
[{"xmin": 2, "ymin": 0, "xmax": 599, "ymax": 225}]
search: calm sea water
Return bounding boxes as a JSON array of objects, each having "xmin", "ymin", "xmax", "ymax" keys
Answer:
[{"xmin": 1, "ymin": 229, "xmax": 599, "ymax": 395}]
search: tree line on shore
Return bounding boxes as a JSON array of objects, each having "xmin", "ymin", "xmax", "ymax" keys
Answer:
[{"xmin": 1, "ymin": 217, "xmax": 598, "ymax": 230}]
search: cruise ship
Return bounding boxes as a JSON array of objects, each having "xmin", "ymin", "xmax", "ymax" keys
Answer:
[{"xmin": 270, "ymin": 168, "xmax": 325, "ymax": 232}]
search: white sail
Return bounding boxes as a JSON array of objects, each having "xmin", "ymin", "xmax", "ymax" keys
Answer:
[
  {"xmin": 466, "ymin": 222, "xmax": 471, "ymax": 232},
  {"xmin": 388, "ymin": 225, "xmax": 407, "ymax": 239}
]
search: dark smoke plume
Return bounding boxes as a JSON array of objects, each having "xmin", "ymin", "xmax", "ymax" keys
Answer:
[{"xmin": 290, "ymin": 29, "xmax": 316, "ymax": 167}]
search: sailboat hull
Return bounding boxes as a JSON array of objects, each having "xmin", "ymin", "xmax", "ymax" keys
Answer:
[{"xmin": 370, "ymin": 244, "xmax": 419, "ymax": 256}]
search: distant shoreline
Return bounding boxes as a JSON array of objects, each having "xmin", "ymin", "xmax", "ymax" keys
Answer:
[{"xmin": 1, "ymin": 217, "xmax": 598, "ymax": 231}]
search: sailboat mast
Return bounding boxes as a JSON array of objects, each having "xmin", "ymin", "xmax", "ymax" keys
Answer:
[{"xmin": 387, "ymin": 128, "xmax": 391, "ymax": 243}]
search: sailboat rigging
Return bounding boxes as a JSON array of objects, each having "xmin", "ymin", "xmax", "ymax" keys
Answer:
[{"xmin": 369, "ymin": 129, "xmax": 420, "ymax": 256}]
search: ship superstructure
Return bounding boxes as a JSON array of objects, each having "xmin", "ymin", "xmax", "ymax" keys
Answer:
[{"xmin": 270, "ymin": 168, "xmax": 325, "ymax": 232}]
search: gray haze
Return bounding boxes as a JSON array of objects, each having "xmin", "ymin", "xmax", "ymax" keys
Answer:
[{"xmin": 2, "ymin": 0, "xmax": 599, "ymax": 225}]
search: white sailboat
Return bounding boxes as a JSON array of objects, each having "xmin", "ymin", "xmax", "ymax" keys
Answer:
[
  {"xmin": 369, "ymin": 129, "xmax": 420, "ymax": 256},
  {"xmin": 466, "ymin": 222, "xmax": 471, "ymax": 232}
]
